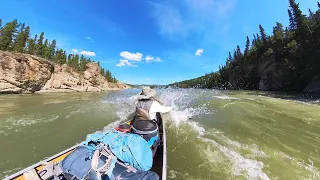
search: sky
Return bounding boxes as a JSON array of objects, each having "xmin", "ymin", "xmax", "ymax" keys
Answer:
[{"xmin": 1, "ymin": 0, "xmax": 319, "ymax": 85}]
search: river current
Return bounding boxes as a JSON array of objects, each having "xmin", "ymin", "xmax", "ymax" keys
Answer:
[{"xmin": 0, "ymin": 89, "xmax": 319, "ymax": 180}]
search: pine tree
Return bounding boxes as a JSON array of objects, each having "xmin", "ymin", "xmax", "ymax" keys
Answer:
[
  {"xmin": 48, "ymin": 40, "xmax": 56, "ymax": 59},
  {"xmin": 26, "ymin": 35, "xmax": 37, "ymax": 55},
  {"xmin": 289, "ymin": 0, "xmax": 310, "ymax": 39},
  {"xmin": 233, "ymin": 50, "xmax": 237, "ymax": 61},
  {"xmin": 101, "ymin": 68, "xmax": 105, "ymax": 76},
  {"xmin": 43, "ymin": 39, "xmax": 50, "ymax": 59},
  {"xmin": 252, "ymin": 34, "xmax": 257, "ymax": 46},
  {"xmin": 288, "ymin": 9, "xmax": 296, "ymax": 30},
  {"xmin": 236, "ymin": 45, "xmax": 242, "ymax": 58},
  {"xmin": 13, "ymin": 25, "xmax": 30, "ymax": 53},
  {"xmin": 244, "ymin": 36, "xmax": 250, "ymax": 56},
  {"xmin": 0, "ymin": 19, "xmax": 18, "ymax": 51},
  {"xmin": 67, "ymin": 54, "xmax": 73, "ymax": 66},
  {"xmin": 60, "ymin": 50, "xmax": 67, "ymax": 64},
  {"xmin": 71, "ymin": 54, "xmax": 79, "ymax": 69},
  {"xmin": 34, "ymin": 34, "xmax": 38, "ymax": 44},
  {"xmin": 318, "ymin": 2, "xmax": 320, "ymax": 8},
  {"xmin": 309, "ymin": 9, "xmax": 314, "ymax": 18},
  {"xmin": 79, "ymin": 55, "xmax": 86, "ymax": 71},
  {"xmin": 35, "ymin": 32, "xmax": 44, "ymax": 56},
  {"xmin": 228, "ymin": 51, "xmax": 232, "ymax": 61},
  {"xmin": 259, "ymin": 24, "xmax": 267, "ymax": 44},
  {"xmin": 0, "ymin": 19, "xmax": 3, "ymax": 37},
  {"xmin": 273, "ymin": 22, "xmax": 284, "ymax": 39}
]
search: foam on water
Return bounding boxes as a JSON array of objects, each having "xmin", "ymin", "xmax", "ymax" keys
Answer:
[
  {"xmin": 274, "ymin": 151, "xmax": 320, "ymax": 179},
  {"xmin": 0, "ymin": 115, "xmax": 60, "ymax": 135},
  {"xmin": 97, "ymin": 88, "xmax": 317, "ymax": 179},
  {"xmin": 201, "ymin": 138, "xmax": 270, "ymax": 180},
  {"xmin": 102, "ymin": 92, "xmax": 136, "ymax": 121},
  {"xmin": 214, "ymin": 95, "xmax": 240, "ymax": 100},
  {"xmin": 155, "ymin": 88, "xmax": 271, "ymax": 179}
]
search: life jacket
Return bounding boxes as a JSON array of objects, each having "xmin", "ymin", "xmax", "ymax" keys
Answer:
[{"xmin": 135, "ymin": 99, "xmax": 153, "ymax": 121}]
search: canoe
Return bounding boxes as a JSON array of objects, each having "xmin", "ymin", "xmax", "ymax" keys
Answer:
[{"xmin": 4, "ymin": 117, "xmax": 167, "ymax": 180}]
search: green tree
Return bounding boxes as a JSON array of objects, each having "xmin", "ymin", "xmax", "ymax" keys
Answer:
[
  {"xmin": 35, "ymin": 32, "xmax": 44, "ymax": 57},
  {"xmin": 236, "ymin": 45, "xmax": 242, "ymax": 58},
  {"xmin": 61, "ymin": 50, "xmax": 67, "ymax": 64},
  {"xmin": 43, "ymin": 39, "xmax": 50, "ymax": 59},
  {"xmin": 288, "ymin": 9, "xmax": 296, "ymax": 30},
  {"xmin": 71, "ymin": 54, "xmax": 79, "ymax": 69},
  {"xmin": 67, "ymin": 54, "xmax": 73, "ymax": 66},
  {"xmin": 101, "ymin": 68, "xmax": 105, "ymax": 76},
  {"xmin": 26, "ymin": 35, "xmax": 37, "ymax": 55},
  {"xmin": 13, "ymin": 25, "xmax": 30, "ymax": 53},
  {"xmin": 78, "ymin": 55, "xmax": 86, "ymax": 71},
  {"xmin": 0, "ymin": 19, "xmax": 18, "ymax": 51},
  {"xmin": 48, "ymin": 40, "xmax": 56, "ymax": 59},
  {"xmin": 259, "ymin": 24, "xmax": 267, "ymax": 44},
  {"xmin": 244, "ymin": 36, "xmax": 250, "ymax": 56}
]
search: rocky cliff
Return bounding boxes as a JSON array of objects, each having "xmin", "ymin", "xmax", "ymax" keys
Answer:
[{"xmin": 0, "ymin": 51, "xmax": 129, "ymax": 94}]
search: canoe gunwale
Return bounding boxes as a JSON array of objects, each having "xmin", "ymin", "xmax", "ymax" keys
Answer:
[
  {"xmin": 161, "ymin": 117, "xmax": 167, "ymax": 180},
  {"xmin": 3, "ymin": 144, "xmax": 78, "ymax": 180}
]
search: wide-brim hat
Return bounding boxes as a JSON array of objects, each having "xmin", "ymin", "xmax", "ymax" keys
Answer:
[{"xmin": 137, "ymin": 87, "xmax": 156, "ymax": 100}]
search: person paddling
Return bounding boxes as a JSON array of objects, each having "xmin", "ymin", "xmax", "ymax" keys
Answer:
[{"xmin": 134, "ymin": 87, "xmax": 172, "ymax": 122}]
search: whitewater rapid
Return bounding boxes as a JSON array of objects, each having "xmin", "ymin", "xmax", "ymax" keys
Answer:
[{"xmin": 102, "ymin": 88, "xmax": 275, "ymax": 180}]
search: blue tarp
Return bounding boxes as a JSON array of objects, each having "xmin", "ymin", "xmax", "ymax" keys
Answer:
[{"xmin": 81, "ymin": 130, "xmax": 153, "ymax": 171}]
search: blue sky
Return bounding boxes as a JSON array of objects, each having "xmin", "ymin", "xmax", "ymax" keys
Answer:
[{"xmin": 1, "ymin": 0, "xmax": 319, "ymax": 85}]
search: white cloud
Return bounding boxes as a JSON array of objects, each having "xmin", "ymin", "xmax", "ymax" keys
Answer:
[
  {"xmin": 145, "ymin": 55, "xmax": 162, "ymax": 63},
  {"xmin": 80, "ymin": 50, "xmax": 96, "ymax": 57},
  {"xmin": 116, "ymin": 59, "xmax": 138, "ymax": 67},
  {"xmin": 120, "ymin": 51, "xmax": 143, "ymax": 61},
  {"xmin": 71, "ymin": 49, "xmax": 96, "ymax": 56},
  {"xmin": 154, "ymin": 57, "xmax": 162, "ymax": 62},
  {"xmin": 151, "ymin": 3, "xmax": 187, "ymax": 38},
  {"xmin": 195, "ymin": 49, "xmax": 204, "ymax": 56},
  {"xmin": 72, "ymin": 49, "xmax": 78, "ymax": 53},
  {"xmin": 145, "ymin": 55, "xmax": 154, "ymax": 63},
  {"xmin": 145, "ymin": 56, "xmax": 154, "ymax": 61},
  {"xmin": 85, "ymin": 36, "xmax": 94, "ymax": 42}
]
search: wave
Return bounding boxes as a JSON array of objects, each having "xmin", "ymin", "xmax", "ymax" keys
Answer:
[
  {"xmin": 213, "ymin": 95, "xmax": 239, "ymax": 100},
  {"xmin": 156, "ymin": 88, "xmax": 270, "ymax": 179},
  {"xmin": 0, "ymin": 115, "xmax": 60, "ymax": 135}
]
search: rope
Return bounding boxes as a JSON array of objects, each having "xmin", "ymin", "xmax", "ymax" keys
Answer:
[{"xmin": 91, "ymin": 144, "xmax": 115, "ymax": 180}]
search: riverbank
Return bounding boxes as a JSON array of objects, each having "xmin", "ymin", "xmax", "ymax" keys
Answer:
[{"xmin": 0, "ymin": 51, "xmax": 130, "ymax": 94}]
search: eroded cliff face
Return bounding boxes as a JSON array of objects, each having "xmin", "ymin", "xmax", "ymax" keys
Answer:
[{"xmin": 0, "ymin": 51, "xmax": 129, "ymax": 94}]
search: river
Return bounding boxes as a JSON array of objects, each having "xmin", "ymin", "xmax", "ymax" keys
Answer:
[{"xmin": 0, "ymin": 89, "xmax": 319, "ymax": 180}]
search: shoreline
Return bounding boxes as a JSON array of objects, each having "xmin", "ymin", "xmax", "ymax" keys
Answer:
[{"xmin": 0, "ymin": 87, "xmax": 130, "ymax": 95}]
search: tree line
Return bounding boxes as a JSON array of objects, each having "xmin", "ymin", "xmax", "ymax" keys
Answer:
[
  {"xmin": 171, "ymin": 0, "xmax": 320, "ymax": 92},
  {"xmin": 0, "ymin": 19, "xmax": 117, "ymax": 83}
]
